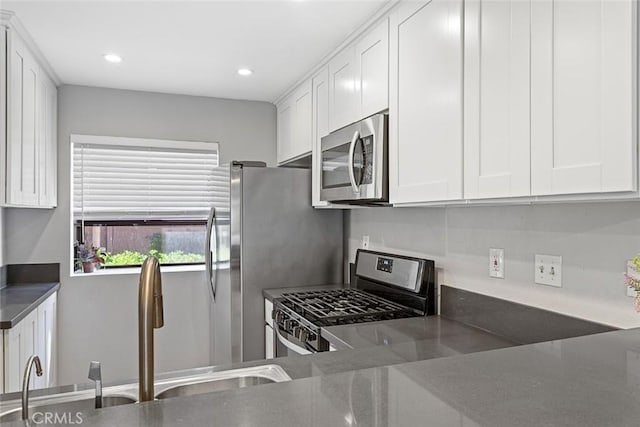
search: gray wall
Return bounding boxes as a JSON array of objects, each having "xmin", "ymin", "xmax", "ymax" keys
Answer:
[
  {"xmin": 4, "ymin": 85, "xmax": 276, "ymax": 386},
  {"xmin": 347, "ymin": 202, "xmax": 640, "ymax": 329}
]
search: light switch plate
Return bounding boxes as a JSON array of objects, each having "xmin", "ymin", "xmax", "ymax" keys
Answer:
[
  {"xmin": 626, "ymin": 260, "xmax": 639, "ymax": 297},
  {"xmin": 535, "ymin": 254, "xmax": 562, "ymax": 287},
  {"xmin": 489, "ymin": 248, "xmax": 504, "ymax": 279},
  {"xmin": 361, "ymin": 235, "xmax": 370, "ymax": 249}
]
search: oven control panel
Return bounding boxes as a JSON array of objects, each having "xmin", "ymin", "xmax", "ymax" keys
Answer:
[{"xmin": 376, "ymin": 257, "xmax": 393, "ymax": 273}]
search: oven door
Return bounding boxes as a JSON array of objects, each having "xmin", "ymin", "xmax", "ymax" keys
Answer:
[
  {"xmin": 320, "ymin": 114, "xmax": 388, "ymax": 203},
  {"xmin": 274, "ymin": 325, "xmax": 314, "ymax": 356}
]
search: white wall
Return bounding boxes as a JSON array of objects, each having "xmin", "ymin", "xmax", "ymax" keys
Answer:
[
  {"xmin": 347, "ymin": 202, "xmax": 640, "ymax": 329},
  {"xmin": 5, "ymin": 85, "xmax": 276, "ymax": 386}
]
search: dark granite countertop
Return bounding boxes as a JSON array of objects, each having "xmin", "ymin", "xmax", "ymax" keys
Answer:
[
  {"xmin": 0, "ymin": 282, "xmax": 60, "ymax": 329},
  {"xmin": 4, "ymin": 328, "xmax": 640, "ymax": 427},
  {"xmin": 321, "ymin": 315, "xmax": 516, "ymax": 352}
]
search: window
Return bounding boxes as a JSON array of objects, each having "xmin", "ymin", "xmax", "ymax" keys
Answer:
[{"xmin": 71, "ymin": 135, "xmax": 224, "ymax": 271}]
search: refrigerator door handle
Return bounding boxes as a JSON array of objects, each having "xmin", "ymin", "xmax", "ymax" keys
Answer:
[{"xmin": 205, "ymin": 207, "xmax": 217, "ymax": 301}]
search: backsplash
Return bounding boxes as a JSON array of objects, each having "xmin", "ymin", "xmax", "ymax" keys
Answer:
[{"xmin": 346, "ymin": 201, "xmax": 640, "ymax": 328}]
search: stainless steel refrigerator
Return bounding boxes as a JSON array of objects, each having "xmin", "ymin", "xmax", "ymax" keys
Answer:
[{"xmin": 206, "ymin": 161, "xmax": 343, "ymax": 364}]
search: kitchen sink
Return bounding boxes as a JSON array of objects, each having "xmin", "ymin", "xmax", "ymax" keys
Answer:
[
  {"xmin": 156, "ymin": 376, "xmax": 276, "ymax": 399},
  {"xmin": 154, "ymin": 364, "xmax": 291, "ymax": 400},
  {"xmin": 0, "ymin": 364, "xmax": 290, "ymax": 421},
  {"xmin": 0, "ymin": 395, "xmax": 136, "ymax": 422}
]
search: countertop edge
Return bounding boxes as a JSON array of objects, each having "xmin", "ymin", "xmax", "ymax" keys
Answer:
[{"xmin": 0, "ymin": 282, "xmax": 60, "ymax": 329}]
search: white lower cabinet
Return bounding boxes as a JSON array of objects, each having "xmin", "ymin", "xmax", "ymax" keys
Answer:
[
  {"xmin": 264, "ymin": 299, "xmax": 274, "ymax": 359},
  {"xmin": 3, "ymin": 292, "xmax": 57, "ymax": 393},
  {"xmin": 389, "ymin": 0, "xmax": 464, "ymax": 204},
  {"xmin": 265, "ymin": 325, "xmax": 274, "ymax": 359}
]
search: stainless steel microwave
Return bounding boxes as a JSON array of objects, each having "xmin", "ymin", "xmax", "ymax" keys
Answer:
[{"xmin": 320, "ymin": 114, "xmax": 388, "ymax": 204}]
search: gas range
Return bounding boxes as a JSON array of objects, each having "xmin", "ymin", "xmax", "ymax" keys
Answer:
[{"xmin": 272, "ymin": 250, "xmax": 436, "ymax": 354}]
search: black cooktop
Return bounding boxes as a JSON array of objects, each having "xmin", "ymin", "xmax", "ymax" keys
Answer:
[{"xmin": 278, "ymin": 289, "xmax": 418, "ymax": 327}]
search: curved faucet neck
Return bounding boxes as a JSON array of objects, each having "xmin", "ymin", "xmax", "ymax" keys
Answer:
[{"xmin": 139, "ymin": 256, "xmax": 164, "ymax": 402}]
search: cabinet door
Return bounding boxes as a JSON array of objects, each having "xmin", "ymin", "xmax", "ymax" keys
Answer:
[
  {"xmin": 4, "ymin": 310, "xmax": 37, "ymax": 393},
  {"xmin": 293, "ymin": 80, "xmax": 313, "ymax": 159},
  {"xmin": 389, "ymin": 0, "xmax": 463, "ymax": 204},
  {"xmin": 0, "ymin": 29, "xmax": 7, "ymax": 204},
  {"xmin": 530, "ymin": 0, "xmax": 636, "ymax": 195},
  {"xmin": 276, "ymin": 95, "xmax": 294, "ymax": 164},
  {"xmin": 357, "ymin": 18, "xmax": 389, "ymax": 119},
  {"xmin": 265, "ymin": 325, "xmax": 274, "ymax": 359},
  {"xmin": 312, "ymin": 67, "xmax": 330, "ymax": 207},
  {"xmin": 464, "ymin": 0, "xmax": 531, "ymax": 199},
  {"xmin": 329, "ymin": 46, "xmax": 359, "ymax": 132},
  {"xmin": 38, "ymin": 74, "xmax": 58, "ymax": 207},
  {"xmin": 7, "ymin": 30, "xmax": 40, "ymax": 206},
  {"xmin": 36, "ymin": 293, "xmax": 57, "ymax": 389}
]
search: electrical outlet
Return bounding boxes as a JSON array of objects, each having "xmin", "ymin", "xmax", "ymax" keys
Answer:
[
  {"xmin": 361, "ymin": 235, "xmax": 370, "ymax": 249},
  {"xmin": 489, "ymin": 248, "xmax": 505, "ymax": 279},
  {"xmin": 626, "ymin": 260, "xmax": 639, "ymax": 297}
]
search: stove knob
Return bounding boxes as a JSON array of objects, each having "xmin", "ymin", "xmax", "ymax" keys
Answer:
[{"xmin": 292, "ymin": 326, "xmax": 301, "ymax": 339}]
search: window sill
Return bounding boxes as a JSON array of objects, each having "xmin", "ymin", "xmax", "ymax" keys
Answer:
[{"xmin": 70, "ymin": 264, "xmax": 207, "ymax": 277}]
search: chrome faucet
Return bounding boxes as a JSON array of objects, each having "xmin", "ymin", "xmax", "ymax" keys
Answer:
[
  {"xmin": 138, "ymin": 256, "xmax": 164, "ymax": 402},
  {"xmin": 22, "ymin": 355, "xmax": 43, "ymax": 420},
  {"xmin": 88, "ymin": 361, "xmax": 103, "ymax": 408}
]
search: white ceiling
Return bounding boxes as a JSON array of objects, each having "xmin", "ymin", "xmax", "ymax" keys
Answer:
[{"xmin": 3, "ymin": 0, "xmax": 389, "ymax": 102}]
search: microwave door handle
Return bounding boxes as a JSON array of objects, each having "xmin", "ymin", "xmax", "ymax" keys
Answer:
[
  {"xmin": 205, "ymin": 207, "xmax": 217, "ymax": 301},
  {"xmin": 348, "ymin": 130, "xmax": 360, "ymax": 194}
]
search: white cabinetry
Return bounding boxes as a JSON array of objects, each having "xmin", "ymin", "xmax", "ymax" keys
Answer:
[
  {"xmin": 264, "ymin": 299, "xmax": 274, "ymax": 359},
  {"xmin": 1, "ymin": 22, "xmax": 58, "ymax": 208},
  {"xmin": 35, "ymin": 293, "xmax": 57, "ymax": 389},
  {"xmin": 463, "ymin": 0, "xmax": 531, "ymax": 199},
  {"xmin": 328, "ymin": 19, "xmax": 389, "ymax": 133},
  {"xmin": 312, "ymin": 67, "xmax": 330, "ymax": 207},
  {"xmin": 4, "ymin": 310, "xmax": 37, "ymax": 392},
  {"xmin": 3, "ymin": 292, "xmax": 57, "ymax": 393},
  {"xmin": 530, "ymin": 0, "xmax": 636, "ymax": 196},
  {"xmin": 389, "ymin": 0, "xmax": 463, "ymax": 204},
  {"xmin": 6, "ymin": 29, "xmax": 40, "ymax": 206},
  {"xmin": 277, "ymin": 80, "xmax": 312, "ymax": 165},
  {"xmin": 38, "ymin": 74, "xmax": 58, "ymax": 207}
]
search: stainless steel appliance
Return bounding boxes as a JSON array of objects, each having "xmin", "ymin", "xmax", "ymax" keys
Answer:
[
  {"xmin": 320, "ymin": 114, "xmax": 388, "ymax": 204},
  {"xmin": 206, "ymin": 161, "xmax": 343, "ymax": 364},
  {"xmin": 272, "ymin": 249, "xmax": 435, "ymax": 356}
]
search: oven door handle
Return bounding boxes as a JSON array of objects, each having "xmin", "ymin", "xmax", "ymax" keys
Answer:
[
  {"xmin": 348, "ymin": 130, "xmax": 360, "ymax": 194},
  {"xmin": 274, "ymin": 325, "xmax": 313, "ymax": 355}
]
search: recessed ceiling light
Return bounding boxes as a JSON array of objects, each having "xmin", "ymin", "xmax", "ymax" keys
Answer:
[
  {"xmin": 237, "ymin": 68, "xmax": 253, "ymax": 76},
  {"xmin": 103, "ymin": 54, "xmax": 122, "ymax": 63}
]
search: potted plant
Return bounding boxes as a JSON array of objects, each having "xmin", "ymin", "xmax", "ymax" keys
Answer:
[
  {"xmin": 78, "ymin": 244, "xmax": 106, "ymax": 273},
  {"xmin": 625, "ymin": 254, "xmax": 640, "ymax": 311}
]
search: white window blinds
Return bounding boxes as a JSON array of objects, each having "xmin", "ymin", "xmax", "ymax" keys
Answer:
[{"xmin": 72, "ymin": 135, "xmax": 225, "ymax": 221}]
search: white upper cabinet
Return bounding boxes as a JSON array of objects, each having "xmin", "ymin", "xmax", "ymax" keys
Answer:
[
  {"xmin": 38, "ymin": 72, "xmax": 58, "ymax": 207},
  {"xmin": 328, "ymin": 46, "xmax": 359, "ymax": 132},
  {"xmin": 389, "ymin": 0, "xmax": 463, "ymax": 204},
  {"xmin": 464, "ymin": 0, "xmax": 531, "ymax": 199},
  {"xmin": 277, "ymin": 79, "xmax": 312, "ymax": 165},
  {"xmin": 312, "ymin": 67, "xmax": 330, "ymax": 207},
  {"xmin": 2, "ymin": 21, "xmax": 58, "ymax": 209},
  {"xmin": 530, "ymin": 0, "xmax": 636, "ymax": 196},
  {"xmin": 328, "ymin": 19, "xmax": 389, "ymax": 133},
  {"xmin": 357, "ymin": 18, "xmax": 389, "ymax": 120},
  {"xmin": 7, "ymin": 29, "xmax": 40, "ymax": 206}
]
